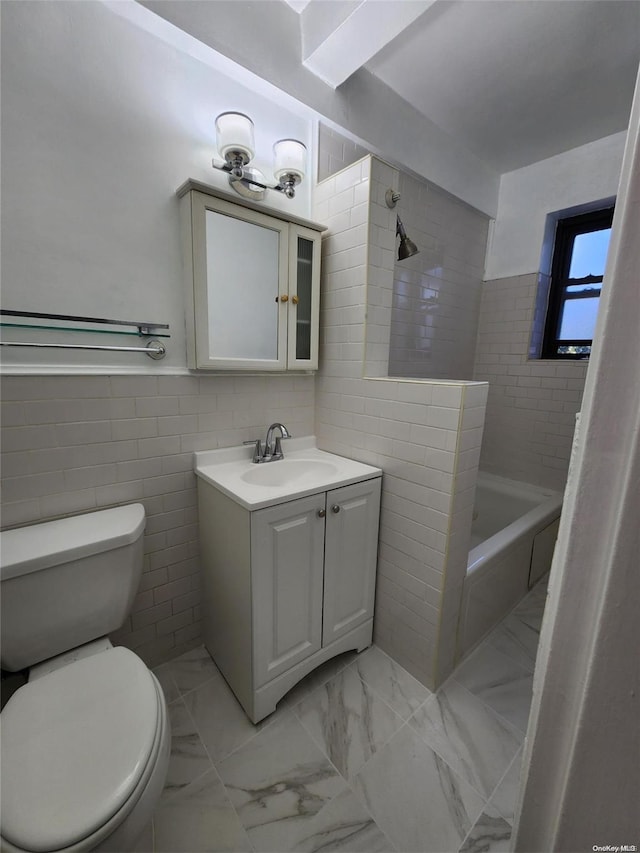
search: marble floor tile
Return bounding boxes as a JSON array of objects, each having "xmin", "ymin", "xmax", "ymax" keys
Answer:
[
  {"xmin": 408, "ymin": 679, "xmax": 523, "ymax": 799},
  {"xmin": 458, "ymin": 806, "xmax": 512, "ymax": 853},
  {"xmin": 183, "ymin": 665, "xmax": 284, "ymax": 765},
  {"xmin": 162, "ymin": 698, "xmax": 213, "ymax": 800},
  {"xmin": 488, "ymin": 747, "xmax": 523, "ymax": 825},
  {"xmin": 293, "ymin": 787, "xmax": 394, "ymax": 853},
  {"xmin": 130, "ymin": 820, "xmax": 153, "ymax": 853},
  {"xmin": 154, "ymin": 769, "xmax": 252, "ymax": 852},
  {"xmin": 352, "ymin": 725, "xmax": 485, "ymax": 853},
  {"xmin": 281, "ymin": 651, "xmax": 357, "ymax": 709},
  {"xmin": 350, "ymin": 644, "xmax": 432, "ymax": 720},
  {"xmin": 153, "ymin": 662, "xmax": 181, "ymax": 704},
  {"xmin": 486, "ymin": 612, "xmax": 541, "ymax": 672},
  {"xmin": 295, "ymin": 664, "xmax": 405, "ymax": 780},
  {"xmin": 453, "ymin": 643, "xmax": 534, "ymax": 734},
  {"xmin": 511, "ymin": 592, "xmax": 545, "ymax": 633},
  {"xmin": 162, "ymin": 645, "xmax": 220, "ymax": 695},
  {"xmin": 217, "ymin": 713, "xmax": 346, "ymax": 852}
]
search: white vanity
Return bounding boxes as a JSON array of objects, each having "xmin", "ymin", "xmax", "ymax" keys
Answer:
[{"xmin": 194, "ymin": 437, "xmax": 382, "ymax": 722}]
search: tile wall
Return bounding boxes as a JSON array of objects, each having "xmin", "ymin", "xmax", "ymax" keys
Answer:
[
  {"xmin": 317, "ymin": 123, "xmax": 370, "ymax": 183},
  {"xmin": 314, "ymin": 156, "xmax": 488, "ymax": 687},
  {"xmin": 387, "ymin": 172, "xmax": 489, "ymax": 380},
  {"xmin": 473, "ymin": 274, "xmax": 587, "ymax": 491},
  {"xmin": 0, "ymin": 374, "xmax": 314, "ymax": 666}
]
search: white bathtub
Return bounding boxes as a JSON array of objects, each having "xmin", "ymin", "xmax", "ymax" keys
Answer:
[{"xmin": 457, "ymin": 473, "xmax": 563, "ymax": 660}]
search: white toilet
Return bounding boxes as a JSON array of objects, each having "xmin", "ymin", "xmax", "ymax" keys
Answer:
[{"xmin": 0, "ymin": 503, "xmax": 170, "ymax": 852}]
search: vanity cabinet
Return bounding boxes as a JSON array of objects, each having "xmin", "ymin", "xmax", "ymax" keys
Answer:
[
  {"xmin": 196, "ymin": 475, "xmax": 381, "ymax": 722},
  {"xmin": 178, "ymin": 180, "xmax": 324, "ymax": 371}
]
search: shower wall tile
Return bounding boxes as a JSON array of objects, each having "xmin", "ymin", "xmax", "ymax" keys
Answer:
[
  {"xmin": 387, "ymin": 172, "xmax": 489, "ymax": 381},
  {"xmin": 0, "ymin": 373, "xmax": 314, "ymax": 666},
  {"xmin": 317, "ymin": 122, "xmax": 370, "ymax": 183},
  {"xmin": 473, "ymin": 273, "xmax": 587, "ymax": 490}
]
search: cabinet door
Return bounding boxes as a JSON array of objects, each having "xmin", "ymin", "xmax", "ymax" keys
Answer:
[
  {"xmin": 251, "ymin": 494, "xmax": 326, "ymax": 688},
  {"xmin": 323, "ymin": 478, "xmax": 381, "ymax": 645},
  {"xmin": 189, "ymin": 192, "xmax": 289, "ymax": 370},
  {"xmin": 287, "ymin": 225, "xmax": 321, "ymax": 370}
]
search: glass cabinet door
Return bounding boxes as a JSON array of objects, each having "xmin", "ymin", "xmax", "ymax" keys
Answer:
[{"xmin": 287, "ymin": 225, "xmax": 320, "ymax": 370}]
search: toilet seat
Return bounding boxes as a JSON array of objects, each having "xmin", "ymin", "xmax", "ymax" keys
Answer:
[{"xmin": 0, "ymin": 647, "xmax": 164, "ymax": 852}]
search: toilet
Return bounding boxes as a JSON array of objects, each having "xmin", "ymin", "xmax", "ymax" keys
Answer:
[{"xmin": 0, "ymin": 503, "xmax": 170, "ymax": 852}]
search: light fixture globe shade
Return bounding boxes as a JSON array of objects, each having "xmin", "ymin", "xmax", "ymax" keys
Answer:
[
  {"xmin": 273, "ymin": 139, "xmax": 307, "ymax": 183},
  {"xmin": 215, "ymin": 112, "xmax": 255, "ymax": 162}
]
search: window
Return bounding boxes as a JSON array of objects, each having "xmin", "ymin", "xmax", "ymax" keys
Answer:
[{"xmin": 542, "ymin": 206, "xmax": 614, "ymax": 358}]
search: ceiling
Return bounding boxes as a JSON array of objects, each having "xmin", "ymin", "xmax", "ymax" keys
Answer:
[
  {"xmin": 140, "ymin": 0, "xmax": 640, "ymax": 177},
  {"xmin": 287, "ymin": 0, "xmax": 640, "ymax": 173}
]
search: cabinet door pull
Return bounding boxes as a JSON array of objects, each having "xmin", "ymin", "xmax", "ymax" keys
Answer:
[
  {"xmin": 280, "ymin": 294, "xmax": 289, "ymax": 303},
  {"xmin": 317, "ymin": 508, "xmax": 326, "ymax": 518},
  {"xmin": 291, "ymin": 295, "xmax": 299, "ymax": 305},
  {"xmin": 331, "ymin": 504, "xmax": 340, "ymax": 513}
]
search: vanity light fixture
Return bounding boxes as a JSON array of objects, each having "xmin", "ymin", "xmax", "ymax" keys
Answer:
[{"xmin": 213, "ymin": 111, "xmax": 307, "ymax": 201}]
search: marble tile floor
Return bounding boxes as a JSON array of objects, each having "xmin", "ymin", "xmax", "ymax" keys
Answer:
[{"xmin": 143, "ymin": 578, "xmax": 548, "ymax": 853}]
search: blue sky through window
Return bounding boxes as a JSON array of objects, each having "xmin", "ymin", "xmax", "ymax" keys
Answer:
[{"xmin": 569, "ymin": 228, "xmax": 612, "ymax": 278}]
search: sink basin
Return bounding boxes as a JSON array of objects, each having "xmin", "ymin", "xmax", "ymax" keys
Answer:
[
  {"xmin": 193, "ymin": 437, "xmax": 382, "ymax": 510},
  {"xmin": 240, "ymin": 459, "xmax": 338, "ymax": 487}
]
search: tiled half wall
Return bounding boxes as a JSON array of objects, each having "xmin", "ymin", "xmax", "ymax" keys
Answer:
[{"xmin": 314, "ymin": 156, "xmax": 488, "ymax": 688}]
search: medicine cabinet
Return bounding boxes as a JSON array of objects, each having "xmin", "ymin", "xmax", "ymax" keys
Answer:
[{"xmin": 178, "ymin": 180, "xmax": 325, "ymax": 371}]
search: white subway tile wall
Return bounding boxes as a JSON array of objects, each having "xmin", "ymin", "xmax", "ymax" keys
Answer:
[
  {"xmin": 388, "ymin": 173, "xmax": 489, "ymax": 380},
  {"xmin": 317, "ymin": 123, "xmax": 371, "ymax": 183},
  {"xmin": 473, "ymin": 274, "xmax": 587, "ymax": 490},
  {"xmin": 0, "ymin": 374, "xmax": 314, "ymax": 666},
  {"xmin": 314, "ymin": 156, "xmax": 487, "ymax": 688}
]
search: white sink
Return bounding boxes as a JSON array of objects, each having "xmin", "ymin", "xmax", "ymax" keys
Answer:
[
  {"xmin": 193, "ymin": 437, "xmax": 381, "ymax": 510},
  {"xmin": 240, "ymin": 459, "xmax": 338, "ymax": 487}
]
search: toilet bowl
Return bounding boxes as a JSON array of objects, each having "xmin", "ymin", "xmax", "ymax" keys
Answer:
[{"xmin": 0, "ymin": 504, "xmax": 170, "ymax": 852}]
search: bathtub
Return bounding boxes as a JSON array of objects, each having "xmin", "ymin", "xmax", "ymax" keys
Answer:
[{"xmin": 457, "ymin": 473, "xmax": 563, "ymax": 660}]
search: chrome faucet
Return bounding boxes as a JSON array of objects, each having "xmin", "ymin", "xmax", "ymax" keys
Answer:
[{"xmin": 244, "ymin": 423, "xmax": 291, "ymax": 463}]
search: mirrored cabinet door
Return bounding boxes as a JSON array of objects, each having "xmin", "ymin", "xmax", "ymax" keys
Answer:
[
  {"xmin": 179, "ymin": 181, "xmax": 324, "ymax": 372},
  {"xmin": 189, "ymin": 193, "xmax": 289, "ymax": 370}
]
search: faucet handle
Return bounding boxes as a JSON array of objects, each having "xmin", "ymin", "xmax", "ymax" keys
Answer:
[
  {"xmin": 243, "ymin": 439, "xmax": 263, "ymax": 463},
  {"xmin": 273, "ymin": 434, "xmax": 291, "ymax": 459}
]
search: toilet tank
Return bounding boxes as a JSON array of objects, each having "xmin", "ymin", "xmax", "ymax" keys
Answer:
[{"xmin": 0, "ymin": 504, "xmax": 146, "ymax": 672}]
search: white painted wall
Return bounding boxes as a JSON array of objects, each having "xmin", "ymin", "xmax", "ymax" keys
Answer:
[
  {"xmin": 0, "ymin": 0, "xmax": 314, "ymax": 373},
  {"xmin": 486, "ymin": 131, "xmax": 627, "ymax": 280}
]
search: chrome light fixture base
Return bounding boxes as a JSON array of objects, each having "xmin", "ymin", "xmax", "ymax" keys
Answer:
[{"xmin": 212, "ymin": 159, "xmax": 302, "ymax": 200}]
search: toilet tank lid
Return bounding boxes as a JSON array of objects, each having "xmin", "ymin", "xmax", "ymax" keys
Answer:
[{"xmin": 0, "ymin": 504, "xmax": 145, "ymax": 581}]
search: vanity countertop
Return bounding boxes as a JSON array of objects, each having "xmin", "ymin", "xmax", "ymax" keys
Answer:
[{"xmin": 193, "ymin": 436, "xmax": 381, "ymax": 510}]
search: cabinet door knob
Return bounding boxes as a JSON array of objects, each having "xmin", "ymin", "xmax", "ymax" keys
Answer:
[
  {"xmin": 331, "ymin": 504, "xmax": 340, "ymax": 513},
  {"xmin": 291, "ymin": 295, "xmax": 299, "ymax": 305},
  {"xmin": 280, "ymin": 294, "xmax": 289, "ymax": 303},
  {"xmin": 317, "ymin": 508, "xmax": 326, "ymax": 518}
]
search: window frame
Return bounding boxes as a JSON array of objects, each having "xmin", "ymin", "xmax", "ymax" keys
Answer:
[{"xmin": 542, "ymin": 206, "xmax": 614, "ymax": 359}]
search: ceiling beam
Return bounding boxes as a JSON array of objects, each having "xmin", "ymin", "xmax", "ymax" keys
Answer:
[{"xmin": 301, "ymin": 0, "xmax": 437, "ymax": 89}]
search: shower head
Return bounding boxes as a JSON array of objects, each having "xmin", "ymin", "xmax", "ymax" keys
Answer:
[{"xmin": 396, "ymin": 215, "xmax": 419, "ymax": 261}]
